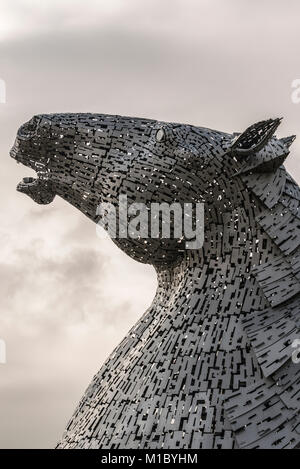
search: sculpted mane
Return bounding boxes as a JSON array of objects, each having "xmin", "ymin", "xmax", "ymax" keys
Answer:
[{"xmin": 225, "ymin": 166, "xmax": 300, "ymax": 447}]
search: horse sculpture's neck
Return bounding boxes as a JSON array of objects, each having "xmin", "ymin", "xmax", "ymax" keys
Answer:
[{"xmin": 59, "ymin": 200, "xmax": 279, "ymax": 449}]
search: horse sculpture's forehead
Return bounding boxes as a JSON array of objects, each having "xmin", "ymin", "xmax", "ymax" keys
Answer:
[
  {"xmin": 46, "ymin": 112, "xmax": 156, "ymax": 123},
  {"xmin": 29, "ymin": 113, "xmax": 220, "ymax": 139},
  {"xmin": 34, "ymin": 113, "xmax": 160, "ymax": 131}
]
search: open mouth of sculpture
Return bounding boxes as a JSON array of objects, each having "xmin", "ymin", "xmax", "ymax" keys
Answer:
[
  {"xmin": 15, "ymin": 166, "xmax": 56, "ymax": 205},
  {"xmin": 17, "ymin": 174, "xmax": 55, "ymax": 204},
  {"xmin": 11, "ymin": 138, "xmax": 56, "ymax": 205}
]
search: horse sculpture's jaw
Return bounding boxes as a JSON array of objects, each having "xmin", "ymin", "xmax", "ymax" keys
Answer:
[{"xmin": 11, "ymin": 114, "xmax": 300, "ymax": 449}]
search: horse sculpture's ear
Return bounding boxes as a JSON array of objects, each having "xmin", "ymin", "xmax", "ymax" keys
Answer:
[
  {"xmin": 231, "ymin": 118, "xmax": 296, "ymax": 174},
  {"xmin": 231, "ymin": 118, "xmax": 282, "ymax": 158}
]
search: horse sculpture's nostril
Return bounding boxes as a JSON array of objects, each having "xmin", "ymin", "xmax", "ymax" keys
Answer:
[{"xmin": 17, "ymin": 117, "xmax": 39, "ymax": 140}]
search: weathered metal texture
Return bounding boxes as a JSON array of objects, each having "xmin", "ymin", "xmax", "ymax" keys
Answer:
[{"xmin": 11, "ymin": 115, "xmax": 300, "ymax": 449}]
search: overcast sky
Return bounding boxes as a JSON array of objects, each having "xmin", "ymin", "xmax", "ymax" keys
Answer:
[{"xmin": 0, "ymin": 0, "xmax": 300, "ymax": 448}]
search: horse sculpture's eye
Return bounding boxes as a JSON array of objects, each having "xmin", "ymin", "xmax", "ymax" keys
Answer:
[{"xmin": 156, "ymin": 128, "xmax": 166, "ymax": 142}]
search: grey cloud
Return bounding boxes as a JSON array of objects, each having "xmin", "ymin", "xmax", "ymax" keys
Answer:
[
  {"xmin": 0, "ymin": 227, "xmax": 150, "ymax": 448},
  {"xmin": 0, "ymin": 236, "xmax": 140, "ymax": 329}
]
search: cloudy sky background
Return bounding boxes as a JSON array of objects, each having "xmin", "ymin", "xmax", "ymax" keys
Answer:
[{"xmin": 0, "ymin": 0, "xmax": 300, "ymax": 448}]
